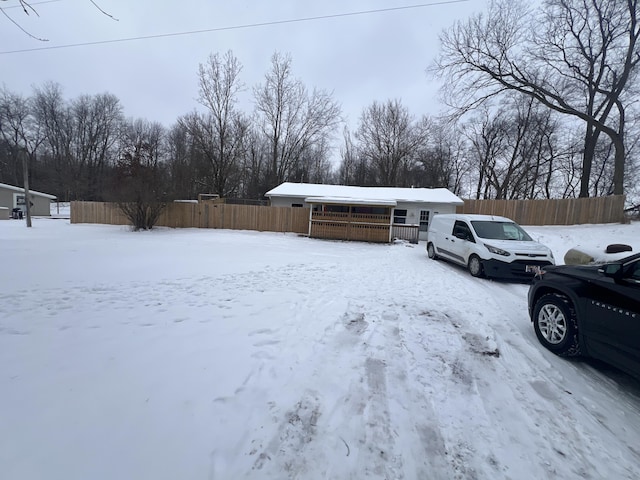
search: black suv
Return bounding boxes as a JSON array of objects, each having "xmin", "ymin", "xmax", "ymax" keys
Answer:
[{"xmin": 528, "ymin": 253, "xmax": 640, "ymax": 379}]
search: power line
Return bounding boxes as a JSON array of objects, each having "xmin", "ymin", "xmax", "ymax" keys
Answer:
[{"xmin": 0, "ymin": 0, "xmax": 470, "ymax": 55}]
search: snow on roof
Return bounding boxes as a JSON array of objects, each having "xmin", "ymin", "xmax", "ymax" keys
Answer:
[
  {"xmin": 266, "ymin": 182, "xmax": 464, "ymax": 205},
  {"xmin": 0, "ymin": 182, "xmax": 57, "ymax": 200}
]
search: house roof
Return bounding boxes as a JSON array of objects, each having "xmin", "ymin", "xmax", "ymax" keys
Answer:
[
  {"xmin": 0, "ymin": 183, "xmax": 57, "ymax": 200},
  {"xmin": 266, "ymin": 182, "xmax": 464, "ymax": 205}
]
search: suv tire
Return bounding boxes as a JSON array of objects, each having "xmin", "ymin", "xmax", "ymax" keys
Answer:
[{"xmin": 533, "ymin": 293, "xmax": 581, "ymax": 357}]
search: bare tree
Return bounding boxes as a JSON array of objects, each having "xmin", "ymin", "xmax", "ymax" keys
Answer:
[
  {"xmin": 193, "ymin": 50, "xmax": 248, "ymax": 197},
  {"xmin": 165, "ymin": 121, "xmax": 201, "ymax": 199},
  {"xmin": 31, "ymin": 82, "xmax": 74, "ymax": 201},
  {"xmin": 434, "ymin": 121, "xmax": 471, "ymax": 196},
  {"xmin": 355, "ymin": 99, "xmax": 428, "ymax": 186},
  {"xmin": 293, "ymin": 138, "xmax": 335, "ymax": 184},
  {"xmin": 461, "ymin": 96, "xmax": 560, "ymax": 200},
  {"xmin": 410, "ymin": 119, "xmax": 467, "ymax": 191},
  {"xmin": 435, "ymin": 0, "xmax": 640, "ymax": 196},
  {"xmin": 69, "ymin": 93, "xmax": 122, "ymax": 200},
  {"xmin": 463, "ymin": 109, "xmax": 509, "ymax": 199},
  {"xmin": 239, "ymin": 126, "xmax": 270, "ymax": 199},
  {"xmin": 179, "ymin": 111, "xmax": 248, "ymax": 197},
  {"xmin": 254, "ymin": 52, "xmax": 341, "ymax": 191},
  {"xmin": 115, "ymin": 119, "xmax": 168, "ymax": 230},
  {"xmin": 337, "ymin": 126, "xmax": 368, "ymax": 185}
]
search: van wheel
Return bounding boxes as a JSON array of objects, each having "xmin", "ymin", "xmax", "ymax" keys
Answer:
[
  {"xmin": 427, "ymin": 242, "xmax": 438, "ymax": 259},
  {"xmin": 468, "ymin": 255, "xmax": 484, "ymax": 277}
]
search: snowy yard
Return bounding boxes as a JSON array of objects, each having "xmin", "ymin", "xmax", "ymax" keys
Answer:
[{"xmin": 1, "ymin": 218, "xmax": 640, "ymax": 480}]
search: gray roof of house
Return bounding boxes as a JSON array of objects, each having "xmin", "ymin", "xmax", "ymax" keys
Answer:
[{"xmin": 0, "ymin": 183, "xmax": 57, "ymax": 200}]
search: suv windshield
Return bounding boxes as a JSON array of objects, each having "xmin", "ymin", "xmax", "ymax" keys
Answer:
[{"xmin": 471, "ymin": 221, "xmax": 533, "ymax": 241}]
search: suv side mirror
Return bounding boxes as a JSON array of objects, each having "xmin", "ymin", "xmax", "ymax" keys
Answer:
[{"xmin": 600, "ymin": 263, "xmax": 623, "ymax": 280}]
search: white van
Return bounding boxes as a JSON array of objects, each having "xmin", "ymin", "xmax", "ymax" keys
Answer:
[{"xmin": 426, "ymin": 214, "xmax": 555, "ymax": 279}]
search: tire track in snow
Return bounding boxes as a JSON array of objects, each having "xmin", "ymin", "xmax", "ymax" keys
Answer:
[{"xmin": 400, "ymin": 308, "xmax": 511, "ymax": 480}]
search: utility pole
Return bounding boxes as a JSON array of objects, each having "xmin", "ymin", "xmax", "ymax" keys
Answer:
[{"xmin": 20, "ymin": 149, "xmax": 32, "ymax": 228}]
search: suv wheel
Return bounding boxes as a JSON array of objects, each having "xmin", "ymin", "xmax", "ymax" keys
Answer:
[
  {"xmin": 468, "ymin": 255, "xmax": 484, "ymax": 277},
  {"xmin": 427, "ymin": 243, "xmax": 437, "ymax": 259},
  {"xmin": 533, "ymin": 294, "xmax": 581, "ymax": 357}
]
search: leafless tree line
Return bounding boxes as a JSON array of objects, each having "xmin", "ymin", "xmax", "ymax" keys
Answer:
[
  {"xmin": 2, "ymin": 0, "xmax": 639, "ymax": 205},
  {"xmin": 0, "ymin": 51, "xmax": 342, "ymax": 202},
  {"xmin": 435, "ymin": 0, "xmax": 640, "ymax": 199},
  {"xmin": 335, "ymin": 92, "xmax": 637, "ymax": 200}
]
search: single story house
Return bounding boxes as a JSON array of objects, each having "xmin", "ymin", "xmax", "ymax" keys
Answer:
[
  {"xmin": 0, "ymin": 182, "xmax": 56, "ymax": 217},
  {"xmin": 266, "ymin": 182, "xmax": 464, "ymax": 243}
]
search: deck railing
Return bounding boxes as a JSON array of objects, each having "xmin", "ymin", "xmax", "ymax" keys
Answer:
[{"xmin": 311, "ymin": 211, "xmax": 391, "ymax": 224}]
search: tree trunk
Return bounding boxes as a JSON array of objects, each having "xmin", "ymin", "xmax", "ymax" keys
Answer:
[
  {"xmin": 612, "ymin": 134, "xmax": 625, "ymax": 195},
  {"xmin": 21, "ymin": 149, "xmax": 32, "ymax": 228},
  {"xmin": 579, "ymin": 123, "xmax": 598, "ymax": 198}
]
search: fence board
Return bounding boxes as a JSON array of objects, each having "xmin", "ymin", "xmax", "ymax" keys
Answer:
[
  {"xmin": 458, "ymin": 195, "xmax": 625, "ymax": 225},
  {"xmin": 71, "ymin": 201, "xmax": 310, "ymax": 233}
]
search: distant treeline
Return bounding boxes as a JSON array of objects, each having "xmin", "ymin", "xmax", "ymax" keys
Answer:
[{"xmin": 2, "ymin": 0, "xmax": 640, "ymax": 204}]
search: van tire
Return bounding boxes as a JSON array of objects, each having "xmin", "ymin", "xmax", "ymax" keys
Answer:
[
  {"xmin": 427, "ymin": 242, "xmax": 438, "ymax": 259},
  {"xmin": 468, "ymin": 255, "xmax": 484, "ymax": 277}
]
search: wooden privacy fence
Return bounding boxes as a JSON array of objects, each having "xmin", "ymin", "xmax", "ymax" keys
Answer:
[
  {"xmin": 71, "ymin": 195, "xmax": 627, "ymax": 240},
  {"xmin": 71, "ymin": 201, "xmax": 310, "ymax": 234},
  {"xmin": 458, "ymin": 195, "xmax": 626, "ymax": 225}
]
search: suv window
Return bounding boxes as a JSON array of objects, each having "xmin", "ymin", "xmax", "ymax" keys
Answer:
[{"xmin": 628, "ymin": 260, "xmax": 640, "ymax": 282}]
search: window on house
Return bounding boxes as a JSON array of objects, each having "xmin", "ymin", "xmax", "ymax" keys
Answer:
[
  {"xmin": 419, "ymin": 210, "xmax": 430, "ymax": 232},
  {"xmin": 325, "ymin": 205, "xmax": 349, "ymax": 213},
  {"xmin": 373, "ymin": 207, "xmax": 389, "ymax": 215},
  {"xmin": 352, "ymin": 206, "xmax": 390, "ymax": 215},
  {"xmin": 292, "ymin": 203, "xmax": 303, "ymax": 208},
  {"xmin": 393, "ymin": 209, "xmax": 407, "ymax": 224}
]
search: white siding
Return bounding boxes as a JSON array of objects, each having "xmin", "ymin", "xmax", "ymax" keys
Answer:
[
  {"xmin": 269, "ymin": 196, "xmax": 308, "ymax": 208},
  {"xmin": 394, "ymin": 202, "xmax": 458, "ymax": 241}
]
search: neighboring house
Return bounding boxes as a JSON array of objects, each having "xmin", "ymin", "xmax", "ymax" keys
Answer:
[
  {"xmin": 0, "ymin": 183, "xmax": 56, "ymax": 217},
  {"xmin": 266, "ymin": 182, "xmax": 464, "ymax": 243}
]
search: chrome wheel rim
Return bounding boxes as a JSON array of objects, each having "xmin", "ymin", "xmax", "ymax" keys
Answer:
[{"xmin": 538, "ymin": 304, "xmax": 567, "ymax": 344}]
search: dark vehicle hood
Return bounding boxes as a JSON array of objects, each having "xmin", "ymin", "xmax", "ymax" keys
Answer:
[
  {"xmin": 542, "ymin": 252, "xmax": 640, "ymax": 283},
  {"xmin": 541, "ymin": 264, "xmax": 604, "ymax": 282}
]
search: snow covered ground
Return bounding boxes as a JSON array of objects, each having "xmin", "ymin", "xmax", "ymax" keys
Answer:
[{"xmin": 1, "ymin": 217, "xmax": 639, "ymax": 480}]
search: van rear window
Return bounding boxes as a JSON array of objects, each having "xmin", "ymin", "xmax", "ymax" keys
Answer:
[{"xmin": 471, "ymin": 221, "xmax": 532, "ymax": 241}]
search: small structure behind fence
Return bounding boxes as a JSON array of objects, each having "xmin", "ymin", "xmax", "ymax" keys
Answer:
[{"xmin": 458, "ymin": 195, "xmax": 626, "ymax": 225}]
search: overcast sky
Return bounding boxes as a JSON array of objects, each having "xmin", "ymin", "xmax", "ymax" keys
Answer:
[{"xmin": 1, "ymin": 0, "xmax": 488, "ymax": 130}]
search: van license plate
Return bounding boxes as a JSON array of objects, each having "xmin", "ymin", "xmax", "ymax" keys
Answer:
[{"xmin": 526, "ymin": 265, "xmax": 544, "ymax": 276}]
